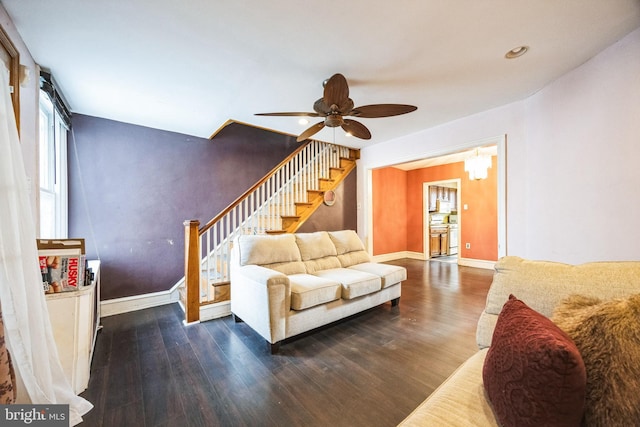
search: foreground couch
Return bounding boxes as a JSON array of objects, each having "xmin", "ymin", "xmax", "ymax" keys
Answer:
[
  {"xmin": 400, "ymin": 256, "xmax": 640, "ymax": 427},
  {"xmin": 230, "ymin": 230, "xmax": 406, "ymax": 353}
]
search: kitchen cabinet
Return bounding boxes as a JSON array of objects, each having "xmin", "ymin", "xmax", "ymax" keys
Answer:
[
  {"xmin": 428, "ymin": 186, "xmax": 438, "ymax": 211},
  {"xmin": 449, "ymin": 189, "xmax": 457, "ymax": 211},
  {"xmin": 440, "ymin": 186, "xmax": 454, "ymax": 203},
  {"xmin": 429, "ymin": 186, "xmax": 457, "ymax": 212},
  {"xmin": 430, "ymin": 226, "xmax": 449, "ymax": 257},
  {"xmin": 430, "ymin": 232, "xmax": 441, "ymax": 256}
]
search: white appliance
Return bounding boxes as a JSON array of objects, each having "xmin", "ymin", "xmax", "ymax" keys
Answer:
[
  {"xmin": 448, "ymin": 223, "xmax": 458, "ymax": 255},
  {"xmin": 436, "ymin": 200, "xmax": 451, "ymax": 213}
]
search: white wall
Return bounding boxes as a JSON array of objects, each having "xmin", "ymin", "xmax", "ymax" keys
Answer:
[{"xmin": 359, "ymin": 26, "xmax": 640, "ymax": 264}]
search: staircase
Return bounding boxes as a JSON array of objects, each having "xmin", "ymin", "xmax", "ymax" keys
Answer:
[{"xmin": 181, "ymin": 140, "xmax": 359, "ymax": 323}]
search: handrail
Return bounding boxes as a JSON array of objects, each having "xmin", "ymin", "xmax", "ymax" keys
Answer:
[
  {"xmin": 184, "ymin": 140, "xmax": 356, "ymax": 323},
  {"xmin": 199, "ymin": 140, "xmax": 311, "ymax": 234}
]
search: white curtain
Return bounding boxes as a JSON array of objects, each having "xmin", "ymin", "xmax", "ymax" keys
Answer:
[{"xmin": 0, "ymin": 69, "xmax": 92, "ymax": 424}]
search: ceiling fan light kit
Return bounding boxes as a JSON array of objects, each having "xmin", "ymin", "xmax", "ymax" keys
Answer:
[{"xmin": 256, "ymin": 73, "xmax": 417, "ymax": 142}]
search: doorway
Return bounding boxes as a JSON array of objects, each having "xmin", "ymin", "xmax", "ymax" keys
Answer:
[
  {"xmin": 366, "ymin": 134, "xmax": 506, "ymax": 268},
  {"xmin": 423, "ymin": 180, "xmax": 460, "ymax": 262}
]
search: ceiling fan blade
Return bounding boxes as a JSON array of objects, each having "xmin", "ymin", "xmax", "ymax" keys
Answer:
[
  {"xmin": 313, "ymin": 98, "xmax": 331, "ymax": 115},
  {"xmin": 323, "ymin": 73, "xmax": 349, "ymax": 108},
  {"xmin": 255, "ymin": 112, "xmax": 321, "ymax": 117},
  {"xmin": 339, "ymin": 97, "xmax": 355, "ymax": 114},
  {"xmin": 348, "ymin": 104, "xmax": 417, "ymax": 118},
  {"xmin": 297, "ymin": 121, "xmax": 325, "ymax": 142},
  {"xmin": 316, "ymin": 97, "xmax": 354, "ymax": 116},
  {"xmin": 341, "ymin": 119, "xmax": 371, "ymax": 140}
]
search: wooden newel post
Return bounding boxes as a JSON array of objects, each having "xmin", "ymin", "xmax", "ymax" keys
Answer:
[{"xmin": 184, "ymin": 219, "xmax": 201, "ymax": 323}]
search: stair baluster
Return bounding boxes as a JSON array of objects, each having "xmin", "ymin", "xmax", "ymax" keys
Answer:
[{"xmin": 182, "ymin": 140, "xmax": 358, "ymax": 323}]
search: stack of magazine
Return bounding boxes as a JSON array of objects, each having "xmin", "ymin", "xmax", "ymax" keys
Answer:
[{"xmin": 37, "ymin": 238, "xmax": 89, "ymax": 294}]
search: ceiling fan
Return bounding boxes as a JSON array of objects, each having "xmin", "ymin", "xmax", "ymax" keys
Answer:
[{"xmin": 256, "ymin": 73, "xmax": 417, "ymax": 142}]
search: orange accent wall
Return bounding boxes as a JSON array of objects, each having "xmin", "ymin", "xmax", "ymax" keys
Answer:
[
  {"xmin": 372, "ymin": 167, "xmax": 407, "ymax": 254},
  {"xmin": 372, "ymin": 157, "xmax": 498, "ymax": 261}
]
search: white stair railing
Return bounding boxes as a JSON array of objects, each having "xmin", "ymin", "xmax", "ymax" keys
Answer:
[{"xmin": 188, "ymin": 141, "xmax": 351, "ymax": 304}]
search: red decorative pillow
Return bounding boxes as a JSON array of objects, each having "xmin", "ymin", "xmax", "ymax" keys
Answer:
[{"xmin": 483, "ymin": 295, "xmax": 586, "ymax": 427}]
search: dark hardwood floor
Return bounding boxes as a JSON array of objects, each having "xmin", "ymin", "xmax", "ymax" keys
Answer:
[{"xmin": 79, "ymin": 259, "xmax": 494, "ymax": 427}]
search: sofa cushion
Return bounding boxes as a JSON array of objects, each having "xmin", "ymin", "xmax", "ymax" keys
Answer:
[
  {"xmin": 314, "ymin": 268, "xmax": 381, "ymax": 300},
  {"xmin": 288, "ymin": 274, "xmax": 342, "ymax": 311},
  {"xmin": 349, "ymin": 262, "xmax": 406, "ymax": 288},
  {"xmin": 338, "ymin": 250, "xmax": 371, "ymax": 268},
  {"xmin": 295, "ymin": 231, "xmax": 337, "ymax": 260},
  {"xmin": 236, "ymin": 234, "xmax": 305, "ymax": 274},
  {"xmin": 328, "ymin": 230, "xmax": 372, "ymax": 267},
  {"xmin": 552, "ymin": 294, "xmax": 640, "ymax": 426},
  {"xmin": 483, "ymin": 295, "xmax": 586, "ymax": 427},
  {"xmin": 303, "ymin": 256, "xmax": 342, "ymax": 274},
  {"xmin": 328, "ymin": 229, "xmax": 365, "ymax": 254},
  {"xmin": 295, "ymin": 231, "xmax": 342, "ymax": 273}
]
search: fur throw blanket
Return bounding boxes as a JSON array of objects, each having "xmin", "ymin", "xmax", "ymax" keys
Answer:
[{"xmin": 552, "ymin": 294, "xmax": 640, "ymax": 427}]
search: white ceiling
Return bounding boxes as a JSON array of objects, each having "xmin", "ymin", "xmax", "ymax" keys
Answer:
[
  {"xmin": 392, "ymin": 145, "xmax": 498, "ymax": 171},
  {"xmin": 3, "ymin": 1, "xmax": 640, "ymax": 149}
]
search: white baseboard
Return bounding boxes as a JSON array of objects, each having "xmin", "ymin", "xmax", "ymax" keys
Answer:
[
  {"xmin": 101, "ymin": 288, "xmax": 231, "ymax": 324},
  {"xmin": 100, "ymin": 288, "xmax": 180, "ymax": 317},
  {"xmin": 405, "ymin": 251, "xmax": 426, "ymax": 260},
  {"xmin": 458, "ymin": 257, "xmax": 496, "ymax": 270},
  {"xmin": 179, "ymin": 300, "xmax": 231, "ymax": 325},
  {"xmin": 199, "ymin": 301, "xmax": 231, "ymax": 322},
  {"xmin": 372, "ymin": 251, "xmax": 423, "ymax": 262}
]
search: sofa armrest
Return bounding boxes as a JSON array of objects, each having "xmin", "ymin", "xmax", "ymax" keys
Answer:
[{"xmin": 230, "ymin": 264, "xmax": 291, "ymax": 344}]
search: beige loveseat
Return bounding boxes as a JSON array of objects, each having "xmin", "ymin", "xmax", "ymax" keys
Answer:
[
  {"xmin": 230, "ymin": 230, "xmax": 406, "ymax": 353},
  {"xmin": 400, "ymin": 256, "xmax": 640, "ymax": 426}
]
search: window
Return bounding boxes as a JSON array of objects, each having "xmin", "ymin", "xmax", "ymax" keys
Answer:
[{"xmin": 39, "ymin": 90, "xmax": 68, "ymax": 238}]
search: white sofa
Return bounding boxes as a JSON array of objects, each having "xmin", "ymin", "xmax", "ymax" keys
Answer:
[
  {"xmin": 230, "ymin": 230, "xmax": 406, "ymax": 353},
  {"xmin": 399, "ymin": 256, "xmax": 640, "ymax": 426}
]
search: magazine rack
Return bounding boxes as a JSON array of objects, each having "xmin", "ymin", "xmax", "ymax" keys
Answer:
[{"xmin": 45, "ymin": 260, "xmax": 101, "ymax": 394}]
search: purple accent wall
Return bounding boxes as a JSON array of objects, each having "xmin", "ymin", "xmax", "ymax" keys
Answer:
[
  {"xmin": 68, "ymin": 115, "xmax": 356, "ymax": 300},
  {"xmin": 297, "ymin": 172, "xmax": 357, "ymax": 233}
]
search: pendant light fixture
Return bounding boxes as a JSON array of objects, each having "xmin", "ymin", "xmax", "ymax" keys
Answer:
[{"xmin": 464, "ymin": 148, "xmax": 492, "ymax": 180}]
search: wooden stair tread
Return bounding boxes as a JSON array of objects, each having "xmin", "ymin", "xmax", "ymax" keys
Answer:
[{"xmin": 184, "ymin": 145, "xmax": 360, "ymax": 322}]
